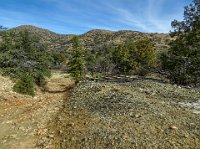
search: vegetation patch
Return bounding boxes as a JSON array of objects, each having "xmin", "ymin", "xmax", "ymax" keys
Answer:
[{"xmin": 0, "ymin": 29, "xmax": 52, "ymax": 95}]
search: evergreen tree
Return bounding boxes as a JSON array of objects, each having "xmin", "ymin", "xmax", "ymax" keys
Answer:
[
  {"xmin": 161, "ymin": 0, "xmax": 200, "ymax": 85},
  {"xmin": 13, "ymin": 73, "xmax": 35, "ymax": 96},
  {"xmin": 68, "ymin": 36, "xmax": 85, "ymax": 83}
]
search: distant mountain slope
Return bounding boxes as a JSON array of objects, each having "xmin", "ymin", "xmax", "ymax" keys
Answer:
[
  {"xmin": 81, "ymin": 29, "xmax": 171, "ymax": 50},
  {"xmin": 9, "ymin": 25, "xmax": 73, "ymax": 51},
  {"xmin": 1, "ymin": 25, "xmax": 172, "ymax": 51}
]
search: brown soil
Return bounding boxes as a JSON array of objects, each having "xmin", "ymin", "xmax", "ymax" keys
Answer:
[{"xmin": 0, "ymin": 71, "xmax": 74, "ymax": 149}]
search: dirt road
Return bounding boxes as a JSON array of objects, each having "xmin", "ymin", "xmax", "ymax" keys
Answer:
[{"xmin": 0, "ymin": 72, "xmax": 74, "ymax": 149}]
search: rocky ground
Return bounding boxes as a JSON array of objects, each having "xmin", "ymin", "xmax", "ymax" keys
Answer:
[
  {"xmin": 0, "ymin": 72, "xmax": 200, "ymax": 149},
  {"xmin": 56, "ymin": 74, "xmax": 200, "ymax": 149},
  {"xmin": 0, "ymin": 71, "xmax": 74, "ymax": 149}
]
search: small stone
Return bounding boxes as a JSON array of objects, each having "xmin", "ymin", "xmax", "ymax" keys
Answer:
[
  {"xmin": 169, "ymin": 125, "xmax": 178, "ymax": 130},
  {"xmin": 67, "ymin": 123, "xmax": 75, "ymax": 127},
  {"xmin": 6, "ymin": 120, "xmax": 12, "ymax": 124},
  {"xmin": 10, "ymin": 134, "xmax": 17, "ymax": 139},
  {"xmin": 129, "ymin": 112, "xmax": 134, "ymax": 116},
  {"xmin": 49, "ymin": 134, "xmax": 54, "ymax": 138},
  {"xmin": 139, "ymin": 88, "xmax": 143, "ymax": 92},
  {"xmin": 18, "ymin": 126, "xmax": 26, "ymax": 131},
  {"xmin": 0, "ymin": 96, "xmax": 7, "ymax": 101},
  {"xmin": 71, "ymin": 137, "xmax": 76, "ymax": 141},
  {"xmin": 135, "ymin": 114, "xmax": 141, "ymax": 118},
  {"xmin": 144, "ymin": 90, "xmax": 151, "ymax": 95}
]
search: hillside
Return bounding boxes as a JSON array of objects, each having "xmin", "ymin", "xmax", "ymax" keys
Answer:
[
  {"xmin": 8, "ymin": 25, "xmax": 72, "ymax": 52},
  {"xmin": 2, "ymin": 25, "xmax": 172, "ymax": 51},
  {"xmin": 81, "ymin": 29, "xmax": 171, "ymax": 50}
]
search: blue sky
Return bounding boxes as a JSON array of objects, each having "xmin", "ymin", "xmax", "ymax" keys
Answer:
[{"xmin": 0, "ymin": 0, "xmax": 192, "ymax": 34}]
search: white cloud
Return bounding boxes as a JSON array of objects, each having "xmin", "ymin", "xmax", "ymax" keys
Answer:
[
  {"xmin": 0, "ymin": 0, "xmax": 186, "ymax": 33},
  {"xmin": 38, "ymin": 0, "xmax": 175, "ymax": 33}
]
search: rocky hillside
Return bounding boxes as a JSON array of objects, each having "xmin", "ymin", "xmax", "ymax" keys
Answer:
[
  {"xmin": 1, "ymin": 25, "xmax": 172, "ymax": 51},
  {"xmin": 81, "ymin": 29, "xmax": 171, "ymax": 50}
]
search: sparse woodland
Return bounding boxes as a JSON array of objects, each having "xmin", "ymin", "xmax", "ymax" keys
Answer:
[
  {"xmin": 0, "ymin": 29, "xmax": 52, "ymax": 95},
  {"xmin": 0, "ymin": 0, "xmax": 200, "ymax": 95},
  {"xmin": 0, "ymin": 1, "xmax": 200, "ymax": 149}
]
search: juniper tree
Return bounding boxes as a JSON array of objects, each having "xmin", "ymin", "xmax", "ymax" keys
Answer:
[
  {"xmin": 161, "ymin": 0, "xmax": 200, "ymax": 85},
  {"xmin": 112, "ymin": 39, "xmax": 156, "ymax": 74},
  {"xmin": 112, "ymin": 44, "xmax": 132, "ymax": 74}
]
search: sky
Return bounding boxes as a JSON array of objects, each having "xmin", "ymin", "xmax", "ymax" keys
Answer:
[{"xmin": 0, "ymin": 0, "xmax": 192, "ymax": 34}]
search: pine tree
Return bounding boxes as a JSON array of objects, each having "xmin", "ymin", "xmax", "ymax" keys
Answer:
[{"xmin": 68, "ymin": 36, "xmax": 85, "ymax": 83}]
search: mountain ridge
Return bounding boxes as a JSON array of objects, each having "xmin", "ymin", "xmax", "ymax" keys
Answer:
[
  {"xmin": 2, "ymin": 25, "xmax": 172, "ymax": 51},
  {"xmin": 11, "ymin": 25, "xmax": 168, "ymax": 35}
]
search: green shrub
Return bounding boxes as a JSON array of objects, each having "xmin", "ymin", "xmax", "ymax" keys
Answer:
[
  {"xmin": 34, "ymin": 73, "xmax": 47, "ymax": 87},
  {"xmin": 85, "ymin": 45, "xmax": 114, "ymax": 75},
  {"xmin": 52, "ymin": 51, "xmax": 68, "ymax": 66},
  {"xmin": 13, "ymin": 73, "xmax": 35, "ymax": 96},
  {"xmin": 112, "ymin": 39, "xmax": 156, "ymax": 74}
]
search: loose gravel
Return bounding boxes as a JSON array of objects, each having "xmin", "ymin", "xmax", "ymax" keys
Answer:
[{"xmin": 57, "ymin": 79, "xmax": 200, "ymax": 149}]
